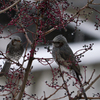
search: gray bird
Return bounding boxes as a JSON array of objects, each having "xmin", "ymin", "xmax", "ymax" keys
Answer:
[
  {"xmin": 52, "ymin": 34, "xmax": 87, "ymax": 100},
  {"xmin": 0, "ymin": 36, "xmax": 24, "ymax": 76}
]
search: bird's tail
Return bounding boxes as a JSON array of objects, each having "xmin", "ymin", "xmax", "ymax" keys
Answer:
[
  {"xmin": 76, "ymin": 73, "xmax": 88, "ymax": 100},
  {"xmin": 0, "ymin": 61, "xmax": 11, "ymax": 77}
]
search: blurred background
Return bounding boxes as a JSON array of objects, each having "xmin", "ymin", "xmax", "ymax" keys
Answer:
[{"xmin": 0, "ymin": 0, "xmax": 100, "ymax": 99}]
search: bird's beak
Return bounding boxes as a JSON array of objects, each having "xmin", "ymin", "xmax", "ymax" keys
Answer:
[
  {"xmin": 51, "ymin": 41, "xmax": 58, "ymax": 44},
  {"xmin": 48, "ymin": 40, "xmax": 54, "ymax": 44},
  {"xmin": 48, "ymin": 40, "xmax": 59, "ymax": 44}
]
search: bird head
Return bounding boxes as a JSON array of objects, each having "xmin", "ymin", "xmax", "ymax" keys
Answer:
[
  {"xmin": 11, "ymin": 36, "xmax": 22, "ymax": 46},
  {"xmin": 52, "ymin": 35, "xmax": 67, "ymax": 47}
]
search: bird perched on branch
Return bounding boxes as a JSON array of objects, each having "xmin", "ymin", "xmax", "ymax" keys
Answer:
[
  {"xmin": 52, "ymin": 34, "xmax": 87, "ymax": 100},
  {"xmin": 0, "ymin": 36, "xmax": 24, "ymax": 77}
]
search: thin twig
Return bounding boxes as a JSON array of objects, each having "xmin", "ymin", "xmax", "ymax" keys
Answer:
[
  {"xmin": 43, "ymin": 2, "xmax": 89, "ymax": 35},
  {"xmin": 16, "ymin": 4, "xmax": 33, "ymax": 46},
  {"xmin": 87, "ymin": 6, "xmax": 100, "ymax": 14},
  {"xmin": 12, "ymin": 76, "xmax": 20, "ymax": 99},
  {"xmin": 52, "ymin": 95, "xmax": 67, "ymax": 100},
  {"xmin": 0, "ymin": 0, "xmax": 21, "ymax": 14},
  {"xmin": 85, "ymin": 74, "xmax": 100, "ymax": 92},
  {"xmin": 43, "ymin": 26, "xmax": 58, "ymax": 36},
  {"xmin": 87, "ymin": 69, "xmax": 95, "ymax": 84},
  {"xmin": 24, "ymin": 32, "xmax": 33, "ymax": 46},
  {"xmin": 59, "ymin": 65, "xmax": 71, "ymax": 100},
  {"xmin": 92, "ymin": 3, "xmax": 100, "ymax": 5},
  {"xmin": 17, "ymin": 22, "xmax": 33, "ymax": 46},
  {"xmin": 81, "ymin": 97, "xmax": 100, "ymax": 99},
  {"xmin": 46, "ymin": 84, "xmax": 63, "ymax": 99},
  {"xmin": 77, "ymin": 74, "xmax": 100, "ymax": 99}
]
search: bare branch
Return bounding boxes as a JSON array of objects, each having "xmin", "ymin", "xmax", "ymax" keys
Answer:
[
  {"xmin": 92, "ymin": 3, "xmax": 100, "ymax": 5},
  {"xmin": 58, "ymin": 65, "xmax": 71, "ymax": 100},
  {"xmin": 44, "ymin": 26, "xmax": 58, "ymax": 36},
  {"xmin": 85, "ymin": 74, "xmax": 100, "ymax": 92},
  {"xmin": 0, "ymin": 0, "xmax": 21, "ymax": 14},
  {"xmin": 46, "ymin": 84, "xmax": 63, "ymax": 99},
  {"xmin": 17, "ymin": 41, "xmax": 36, "ymax": 100},
  {"xmin": 87, "ymin": 69, "xmax": 95, "ymax": 84},
  {"xmin": 77, "ymin": 74, "xmax": 100, "ymax": 99},
  {"xmin": 81, "ymin": 97, "xmax": 100, "ymax": 99}
]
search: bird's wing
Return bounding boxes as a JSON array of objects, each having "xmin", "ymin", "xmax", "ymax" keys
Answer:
[
  {"xmin": 59, "ymin": 45, "xmax": 81, "ymax": 75},
  {"xmin": 59, "ymin": 45, "xmax": 75, "ymax": 62},
  {"xmin": 6, "ymin": 42, "xmax": 10, "ymax": 53}
]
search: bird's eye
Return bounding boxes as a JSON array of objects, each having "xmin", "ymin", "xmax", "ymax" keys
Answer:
[
  {"xmin": 56, "ymin": 42, "xmax": 62, "ymax": 44},
  {"xmin": 53, "ymin": 41, "xmax": 60, "ymax": 44},
  {"xmin": 14, "ymin": 39, "xmax": 21, "ymax": 42},
  {"xmin": 57, "ymin": 42, "xmax": 61, "ymax": 44},
  {"xmin": 53, "ymin": 41, "xmax": 63, "ymax": 47}
]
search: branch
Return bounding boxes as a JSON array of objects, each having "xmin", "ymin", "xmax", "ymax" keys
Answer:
[
  {"xmin": 17, "ymin": 22, "xmax": 33, "ymax": 46},
  {"xmin": 0, "ymin": 0, "xmax": 21, "ymax": 14},
  {"xmin": 24, "ymin": 32, "xmax": 33, "ymax": 46},
  {"xmin": 43, "ymin": 26, "xmax": 58, "ymax": 36},
  {"xmin": 87, "ymin": 69, "xmax": 95, "ymax": 84},
  {"xmin": 15, "ymin": 4, "xmax": 33, "ymax": 47},
  {"xmin": 85, "ymin": 74, "xmax": 100, "ymax": 92},
  {"xmin": 45, "ymin": 84, "xmax": 63, "ymax": 99},
  {"xmin": 76, "ymin": 74, "xmax": 100, "ymax": 99},
  {"xmin": 59, "ymin": 65, "xmax": 71, "ymax": 100},
  {"xmin": 52, "ymin": 95, "xmax": 67, "ymax": 100},
  {"xmin": 81, "ymin": 97, "xmax": 100, "ymax": 99},
  {"xmin": 87, "ymin": 6, "xmax": 100, "ymax": 14},
  {"xmin": 92, "ymin": 3, "xmax": 100, "ymax": 5},
  {"xmin": 17, "ymin": 57, "xmax": 33, "ymax": 100},
  {"xmin": 42, "ymin": 2, "xmax": 89, "ymax": 35},
  {"xmin": 17, "ymin": 41, "xmax": 35, "ymax": 100}
]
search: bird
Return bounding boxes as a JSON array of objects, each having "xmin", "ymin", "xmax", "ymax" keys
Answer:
[
  {"xmin": 0, "ymin": 36, "xmax": 24, "ymax": 77},
  {"xmin": 52, "ymin": 34, "xmax": 87, "ymax": 100}
]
